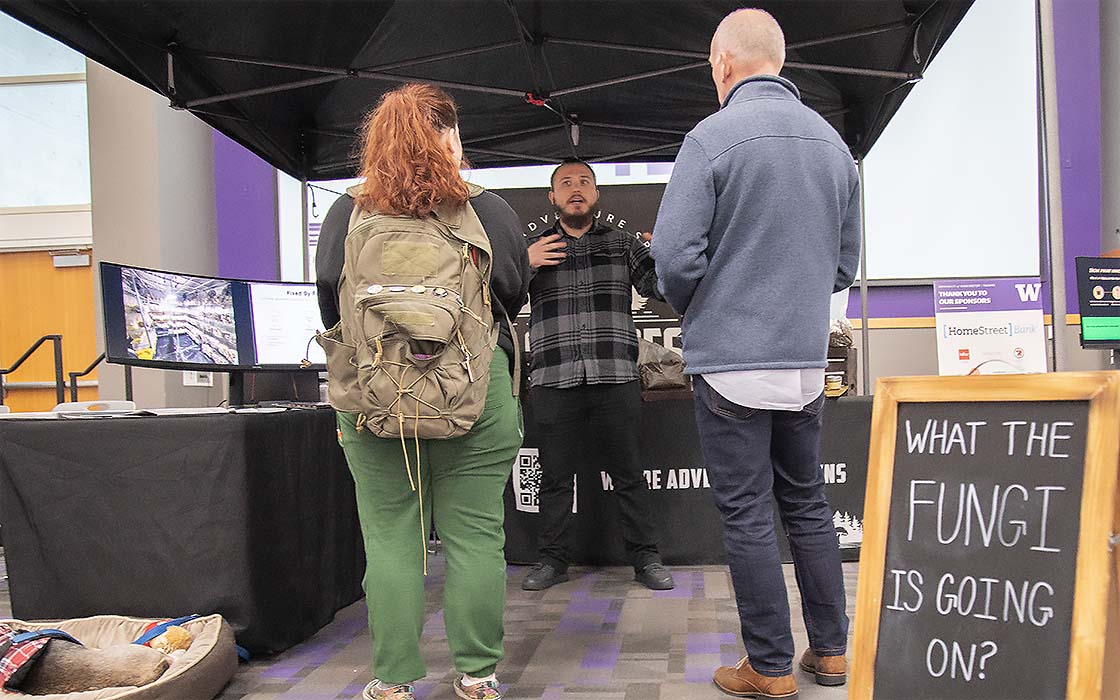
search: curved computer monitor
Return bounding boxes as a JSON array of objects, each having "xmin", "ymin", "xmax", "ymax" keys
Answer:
[{"xmin": 100, "ymin": 262, "xmax": 327, "ymax": 371}]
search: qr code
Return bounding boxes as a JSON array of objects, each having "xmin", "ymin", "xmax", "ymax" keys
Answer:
[
  {"xmin": 513, "ymin": 449, "xmax": 541, "ymax": 513},
  {"xmin": 511, "ymin": 448, "xmax": 577, "ymax": 514}
]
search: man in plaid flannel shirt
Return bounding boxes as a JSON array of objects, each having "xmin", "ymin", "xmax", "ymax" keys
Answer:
[{"xmin": 520, "ymin": 159, "xmax": 674, "ymax": 592}]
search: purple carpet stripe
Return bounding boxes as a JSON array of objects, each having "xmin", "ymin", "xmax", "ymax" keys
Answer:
[
  {"xmin": 686, "ymin": 632, "xmax": 728, "ymax": 655},
  {"xmin": 555, "ymin": 617, "xmax": 607, "ymax": 634},
  {"xmin": 685, "ymin": 654, "xmax": 722, "ymax": 683},
  {"xmin": 580, "ymin": 642, "xmax": 620, "ymax": 669},
  {"xmin": 259, "ymin": 664, "xmax": 301, "ymax": 680},
  {"xmin": 335, "ymin": 613, "xmax": 369, "ymax": 637},
  {"xmin": 422, "ymin": 609, "xmax": 446, "ymax": 635},
  {"xmin": 567, "ymin": 598, "xmax": 611, "ymax": 614}
]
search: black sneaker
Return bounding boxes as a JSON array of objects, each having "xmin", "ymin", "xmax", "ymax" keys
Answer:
[
  {"xmin": 521, "ymin": 563, "xmax": 569, "ymax": 591},
  {"xmin": 635, "ymin": 562, "xmax": 675, "ymax": 590}
]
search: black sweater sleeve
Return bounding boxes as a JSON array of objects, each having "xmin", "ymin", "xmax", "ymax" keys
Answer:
[
  {"xmin": 314, "ymin": 194, "xmax": 354, "ymax": 329},
  {"xmin": 471, "ymin": 190, "xmax": 531, "ymax": 364}
]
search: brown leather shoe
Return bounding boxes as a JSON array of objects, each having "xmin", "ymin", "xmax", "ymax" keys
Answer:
[
  {"xmin": 713, "ymin": 657, "xmax": 798, "ymax": 698},
  {"xmin": 799, "ymin": 650, "xmax": 847, "ymax": 686}
]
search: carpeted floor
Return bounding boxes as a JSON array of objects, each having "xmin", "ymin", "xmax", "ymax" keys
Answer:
[{"xmin": 216, "ymin": 558, "xmax": 857, "ymax": 700}]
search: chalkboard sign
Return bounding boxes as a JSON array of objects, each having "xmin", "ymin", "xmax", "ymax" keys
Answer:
[{"xmin": 851, "ymin": 373, "xmax": 1120, "ymax": 700}]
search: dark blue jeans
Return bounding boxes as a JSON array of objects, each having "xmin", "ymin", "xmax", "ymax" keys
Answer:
[{"xmin": 692, "ymin": 376, "xmax": 848, "ymax": 676}]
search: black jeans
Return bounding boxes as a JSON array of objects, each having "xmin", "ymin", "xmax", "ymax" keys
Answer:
[
  {"xmin": 692, "ymin": 376, "xmax": 848, "ymax": 676},
  {"xmin": 531, "ymin": 380, "xmax": 661, "ymax": 572}
]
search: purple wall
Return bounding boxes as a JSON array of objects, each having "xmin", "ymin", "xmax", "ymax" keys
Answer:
[
  {"xmin": 213, "ymin": 131, "xmax": 279, "ymax": 281},
  {"xmin": 1052, "ymin": 0, "xmax": 1102, "ymax": 310}
]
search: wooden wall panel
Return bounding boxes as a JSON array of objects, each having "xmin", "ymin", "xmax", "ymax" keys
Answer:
[{"xmin": 0, "ymin": 251, "xmax": 99, "ymax": 412}]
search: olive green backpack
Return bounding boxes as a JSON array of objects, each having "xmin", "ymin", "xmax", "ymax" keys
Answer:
[{"xmin": 318, "ymin": 184, "xmax": 501, "ymax": 439}]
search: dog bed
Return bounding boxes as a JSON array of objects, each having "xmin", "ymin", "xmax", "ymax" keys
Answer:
[{"xmin": 0, "ymin": 614, "xmax": 237, "ymax": 700}]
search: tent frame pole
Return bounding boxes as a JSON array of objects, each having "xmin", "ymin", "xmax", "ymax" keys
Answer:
[
  {"xmin": 463, "ymin": 147, "xmax": 562, "ymax": 164},
  {"xmin": 552, "ymin": 62, "xmax": 708, "ymax": 98},
  {"xmin": 186, "ymin": 75, "xmax": 346, "ymax": 108},
  {"xmin": 601, "ymin": 141, "xmax": 683, "ymax": 162},
  {"xmin": 581, "ymin": 122, "xmax": 688, "ymax": 137},
  {"xmin": 464, "ymin": 124, "xmax": 563, "ymax": 146},
  {"xmin": 544, "ymin": 21, "xmax": 911, "ymax": 59}
]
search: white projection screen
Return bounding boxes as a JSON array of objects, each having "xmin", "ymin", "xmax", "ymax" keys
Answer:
[{"xmin": 861, "ymin": 0, "xmax": 1041, "ymax": 281}]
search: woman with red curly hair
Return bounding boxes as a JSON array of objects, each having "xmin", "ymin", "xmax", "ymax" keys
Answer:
[{"xmin": 315, "ymin": 83, "xmax": 530, "ymax": 700}]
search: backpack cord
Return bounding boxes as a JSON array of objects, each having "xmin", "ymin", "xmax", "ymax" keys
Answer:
[
  {"xmin": 394, "ymin": 368, "xmax": 430, "ymax": 576},
  {"xmin": 414, "ymin": 399, "xmax": 426, "ymax": 575}
]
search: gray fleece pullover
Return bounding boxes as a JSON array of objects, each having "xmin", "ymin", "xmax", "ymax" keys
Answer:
[{"xmin": 651, "ymin": 75, "xmax": 861, "ymax": 374}]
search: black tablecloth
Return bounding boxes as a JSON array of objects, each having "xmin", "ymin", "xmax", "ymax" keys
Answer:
[
  {"xmin": 504, "ymin": 394, "xmax": 872, "ymax": 566},
  {"xmin": 0, "ymin": 408, "xmax": 364, "ymax": 655}
]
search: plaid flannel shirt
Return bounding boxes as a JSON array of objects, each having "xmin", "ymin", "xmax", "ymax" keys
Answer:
[{"xmin": 526, "ymin": 222, "xmax": 660, "ymax": 388}]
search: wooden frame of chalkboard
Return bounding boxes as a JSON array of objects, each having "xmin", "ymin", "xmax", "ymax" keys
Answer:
[{"xmin": 851, "ymin": 372, "xmax": 1120, "ymax": 700}]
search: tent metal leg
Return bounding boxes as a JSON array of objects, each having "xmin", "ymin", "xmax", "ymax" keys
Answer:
[
  {"xmin": 301, "ymin": 178, "xmax": 310, "ymax": 282},
  {"xmin": 858, "ymin": 160, "xmax": 871, "ymax": 395},
  {"xmin": 1038, "ymin": 0, "xmax": 1069, "ymax": 372}
]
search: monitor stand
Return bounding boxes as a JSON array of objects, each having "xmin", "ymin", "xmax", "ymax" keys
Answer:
[{"xmin": 228, "ymin": 370, "xmax": 319, "ymax": 406}]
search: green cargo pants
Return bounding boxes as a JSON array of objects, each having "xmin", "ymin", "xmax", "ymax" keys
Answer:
[{"xmin": 337, "ymin": 348, "xmax": 521, "ymax": 685}]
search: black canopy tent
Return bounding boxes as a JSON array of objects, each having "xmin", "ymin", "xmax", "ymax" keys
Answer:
[
  {"xmin": 0, "ymin": 0, "xmax": 971, "ymax": 180},
  {"xmin": 2, "ymin": 0, "xmax": 986, "ymax": 392}
]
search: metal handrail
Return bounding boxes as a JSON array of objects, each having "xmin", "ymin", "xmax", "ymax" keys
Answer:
[
  {"xmin": 69, "ymin": 353, "xmax": 106, "ymax": 403},
  {"xmin": 0, "ymin": 335, "xmax": 65, "ymax": 406}
]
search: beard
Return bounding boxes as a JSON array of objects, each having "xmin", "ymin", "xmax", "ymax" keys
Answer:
[{"xmin": 557, "ymin": 201, "xmax": 597, "ymax": 230}]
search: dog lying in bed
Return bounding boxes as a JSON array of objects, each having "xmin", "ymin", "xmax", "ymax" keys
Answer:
[{"xmin": 1, "ymin": 623, "xmax": 177, "ymax": 694}]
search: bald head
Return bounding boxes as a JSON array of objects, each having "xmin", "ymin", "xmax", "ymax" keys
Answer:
[{"xmin": 709, "ymin": 8, "xmax": 785, "ymax": 103}]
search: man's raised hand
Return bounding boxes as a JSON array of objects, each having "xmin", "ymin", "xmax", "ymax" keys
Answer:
[{"xmin": 528, "ymin": 233, "xmax": 567, "ymax": 268}]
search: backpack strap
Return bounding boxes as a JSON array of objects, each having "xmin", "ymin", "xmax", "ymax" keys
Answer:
[
  {"xmin": 500, "ymin": 305, "xmax": 521, "ymax": 399},
  {"xmin": 132, "ymin": 614, "xmax": 201, "ymax": 646}
]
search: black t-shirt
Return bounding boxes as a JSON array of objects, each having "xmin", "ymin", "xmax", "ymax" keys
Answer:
[{"xmin": 314, "ymin": 190, "xmax": 530, "ymax": 367}]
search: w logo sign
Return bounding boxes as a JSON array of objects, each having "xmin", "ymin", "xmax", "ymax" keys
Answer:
[{"xmin": 1015, "ymin": 283, "xmax": 1042, "ymax": 303}]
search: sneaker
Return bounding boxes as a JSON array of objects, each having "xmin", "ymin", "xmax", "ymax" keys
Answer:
[
  {"xmin": 713, "ymin": 656, "xmax": 798, "ymax": 698},
  {"xmin": 453, "ymin": 676, "xmax": 503, "ymax": 699},
  {"xmin": 361, "ymin": 680, "xmax": 415, "ymax": 700},
  {"xmin": 799, "ymin": 649, "xmax": 847, "ymax": 686},
  {"xmin": 635, "ymin": 562, "xmax": 675, "ymax": 590},
  {"xmin": 521, "ymin": 562, "xmax": 569, "ymax": 591}
]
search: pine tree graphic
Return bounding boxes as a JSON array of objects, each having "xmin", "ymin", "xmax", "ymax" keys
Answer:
[{"xmin": 833, "ymin": 510, "xmax": 864, "ymax": 547}]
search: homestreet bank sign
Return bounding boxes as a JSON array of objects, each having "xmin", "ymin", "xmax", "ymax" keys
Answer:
[{"xmin": 933, "ymin": 278, "xmax": 1047, "ymax": 375}]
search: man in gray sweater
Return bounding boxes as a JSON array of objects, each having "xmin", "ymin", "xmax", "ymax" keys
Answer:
[{"xmin": 651, "ymin": 8, "xmax": 861, "ymax": 699}]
